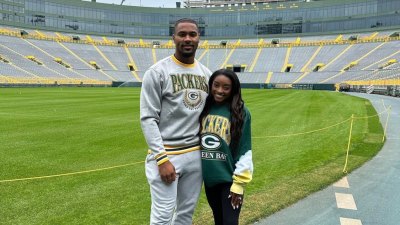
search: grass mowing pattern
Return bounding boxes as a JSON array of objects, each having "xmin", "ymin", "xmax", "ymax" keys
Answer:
[{"xmin": 0, "ymin": 88, "xmax": 383, "ymax": 225}]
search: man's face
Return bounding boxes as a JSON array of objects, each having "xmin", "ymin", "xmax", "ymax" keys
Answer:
[{"xmin": 173, "ymin": 22, "xmax": 200, "ymax": 59}]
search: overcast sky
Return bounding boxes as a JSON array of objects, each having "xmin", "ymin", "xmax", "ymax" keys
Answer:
[{"xmin": 88, "ymin": 0, "xmax": 184, "ymax": 8}]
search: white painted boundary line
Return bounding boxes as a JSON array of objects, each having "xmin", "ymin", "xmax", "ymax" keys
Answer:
[
  {"xmin": 335, "ymin": 193, "xmax": 357, "ymax": 210},
  {"xmin": 333, "ymin": 176, "xmax": 349, "ymax": 188},
  {"xmin": 334, "ymin": 176, "xmax": 363, "ymax": 224},
  {"xmin": 340, "ymin": 217, "xmax": 363, "ymax": 225}
]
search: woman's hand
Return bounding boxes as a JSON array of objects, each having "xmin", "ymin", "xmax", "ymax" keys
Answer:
[{"xmin": 229, "ymin": 191, "xmax": 243, "ymax": 210}]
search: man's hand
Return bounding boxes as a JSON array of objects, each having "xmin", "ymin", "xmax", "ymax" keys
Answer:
[
  {"xmin": 229, "ymin": 192, "xmax": 243, "ymax": 210},
  {"xmin": 158, "ymin": 161, "xmax": 176, "ymax": 184}
]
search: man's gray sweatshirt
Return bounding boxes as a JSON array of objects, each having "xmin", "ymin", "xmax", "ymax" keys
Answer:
[{"xmin": 140, "ymin": 55, "xmax": 211, "ymax": 165}]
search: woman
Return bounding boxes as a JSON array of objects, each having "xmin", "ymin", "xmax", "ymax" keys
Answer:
[{"xmin": 199, "ymin": 69, "xmax": 253, "ymax": 225}]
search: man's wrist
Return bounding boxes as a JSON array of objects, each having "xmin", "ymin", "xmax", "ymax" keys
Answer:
[{"xmin": 156, "ymin": 155, "xmax": 169, "ymax": 165}]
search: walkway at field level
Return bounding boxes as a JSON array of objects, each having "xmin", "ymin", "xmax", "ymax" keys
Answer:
[{"xmin": 256, "ymin": 92, "xmax": 400, "ymax": 225}]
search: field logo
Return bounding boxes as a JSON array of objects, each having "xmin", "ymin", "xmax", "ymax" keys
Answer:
[{"xmin": 201, "ymin": 133, "xmax": 221, "ymax": 150}]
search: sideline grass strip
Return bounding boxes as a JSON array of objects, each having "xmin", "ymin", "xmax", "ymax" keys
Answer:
[{"xmin": 0, "ymin": 88, "xmax": 383, "ymax": 225}]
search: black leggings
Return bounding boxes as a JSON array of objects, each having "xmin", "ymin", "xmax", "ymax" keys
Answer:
[{"xmin": 205, "ymin": 183, "xmax": 242, "ymax": 225}]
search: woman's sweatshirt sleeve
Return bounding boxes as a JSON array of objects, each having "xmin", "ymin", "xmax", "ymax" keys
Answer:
[{"xmin": 231, "ymin": 108, "xmax": 253, "ymax": 195}]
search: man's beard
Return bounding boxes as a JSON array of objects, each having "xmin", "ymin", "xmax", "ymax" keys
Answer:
[
  {"xmin": 179, "ymin": 43, "xmax": 197, "ymax": 58},
  {"xmin": 181, "ymin": 51, "xmax": 195, "ymax": 58}
]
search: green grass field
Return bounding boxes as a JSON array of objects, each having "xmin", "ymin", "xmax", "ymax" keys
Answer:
[{"xmin": 0, "ymin": 87, "xmax": 384, "ymax": 225}]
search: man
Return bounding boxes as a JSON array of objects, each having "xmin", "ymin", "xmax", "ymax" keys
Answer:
[{"xmin": 140, "ymin": 18, "xmax": 211, "ymax": 225}]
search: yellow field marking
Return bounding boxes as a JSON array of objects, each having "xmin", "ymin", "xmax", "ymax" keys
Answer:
[
  {"xmin": 253, "ymin": 117, "xmax": 351, "ymax": 138},
  {"xmin": 92, "ymin": 44, "xmax": 118, "ymax": 70},
  {"xmin": 86, "ymin": 35, "xmax": 94, "ymax": 43},
  {"xmin": 130, "ymin": 71, "xmax": 141, "ymax": 82},
  {"xmin": 254, "ymin": 106, "xmax": 389, "ymax": 139},
  {"xmin": 20, "ymin": 38, "xmax": 90, "ymax": 79},
  {"xmin": 335, "ymin": 35, "xmax": 343, "ymax": 42},
  {"xmin": 22, "ymin": 38, "xmax": 55, "ymax": 58},
  {"xmin": 0, "ymin": 43, "xmax": 33, "ymax": 60},
  {"xmin": 300, "ymin": 45, "xmax": 322, "ymax": 72},
  {"xmin": 152, "ymin": 48, "xmax": 157, "ymax": 64},
  {"xmin": 367, "ymin": 32, "xmax": 378, "ymax": 40},
  {"xmin": 382, "ymin": 105, "xmax": 391, "ymax": 142},
  {"xmin": 220, "ymin": 48, "xmax": 236, "ymax": 69},
  {"xmin": 102, "ymin": 37, "xmax": 111, "ymax": 44},
  {"xmin": 99, "ymin": 70, "xmax": 116, "ymax": 81},
  {"xmin": 44, "ymin": 65, "xmax": 70, "ymax": 78},
  {"xmin": 293, "ymin": 72, "xmax": 310, "ymax": 84},
  {"xmin": 124, "ymin": 46, "xmax": 138, "ymax": 70},
  {"xmin": 0, "ymin": 44, "xmax": 42, "ymax": 78},
  {"xmin": 201, "ymin": 40, "xmax": 208, "ymax": 48},
  {"xmin": 57, "ymin": 42, "xmax": 92, "ymax": 68},
  {"xmin": 344, "ymin": 105, "xmax": 391, "ymax": 172},
  {"xmin": 17, "ymin": 40, "xmax": 70, "ymax": 79},
  {"xmin": 70, "ymin": 70, "xmax": 91, "ymax": 79},
  {"xmin": 198, "ymin": 48, "xmax": 209, "ymax": 61},
  {"xmin": 55, "ymin": 32, "xmax": 70, "ymax": 41},
  {"xmin": 362, "ymin": 50, "xmax": 400, "ymax": 70},
  {"xmin": 320, "ymin": 70, "xmax": 345, "ymax": 83},
  {"xmin": 0, "ymin": 161, "xmax": 144, "ymax": 183},
  {"xmin": 356, "ymin": 42, "xmax": 386, "ymax": 63},
  {"xmin": 265, "ymin": 71, "xmax": 273, "ymax": 83},
  {"xmin": 35, "ymin": 30, "xmax": 46, "ymax": 38},
  {"xmin": 0, "ymin": 75, "xmax": 17, "ymax": 83},
  {"xmin": 7, "ymin": 62, "xmax": 41, "ymax": 79},
  {"xmin": 319, "ymin": 44, "xmax": 353, "ymax": 72},
  {"xmin": 280, "ymin": 46, "xmax": 292, "ymax": 72},
  {"xmin": 124, "ymin": 46, "xmax": 141, "ymax": 82},
  {"xmin": 353, "ymin": 105, "xmax": 389, "ymax": 119},
  {"xmin": 57, "ymin": 42, "xmax": 115, "ymax": 80},
  {"xmin": 249, "ymin": 48, "xmax": 263, "ymax": 72},
  {"xmin": 54, "ymin": 32, "xmax": 62, "ymax": 38},
  {"xmin": 343, "ymin": 114, "xmax": 354, "ymax": 173}
]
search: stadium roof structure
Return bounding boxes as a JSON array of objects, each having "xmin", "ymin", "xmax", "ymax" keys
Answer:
[{"xmin": 184, "ymin": 0, "xmax": 315, "ymax": 8}]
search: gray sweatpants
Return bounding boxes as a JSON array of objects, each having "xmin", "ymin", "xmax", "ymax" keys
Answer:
[{"xmin": 145, "ymin": 150, "xmax": 202, "ymax": 225}]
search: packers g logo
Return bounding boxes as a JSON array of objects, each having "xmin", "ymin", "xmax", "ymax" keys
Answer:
[
  {"xmin": 201, "ymin": 134, "xmax": 221, "ymax": 150},
  {"xmin": 188, "ymin": 91, "xmax": 199, "ymax": 100},
  {"xmin": 183, "ymin": 90, "xmax": 203, "ymax": 110}
]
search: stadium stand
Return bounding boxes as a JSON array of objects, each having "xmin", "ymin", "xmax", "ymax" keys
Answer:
[
  {"xmin": 0, "ymin": 0, "xmax": 399, "ymax": 88},
  {"xmin": 0, "ymin": 26, "xmax": 399, "ymax": 86}
]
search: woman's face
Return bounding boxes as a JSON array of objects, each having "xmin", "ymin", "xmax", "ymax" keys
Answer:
[{"xmin": 211, "ymin": 74, "xmax": 232, "ymax": 104}]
